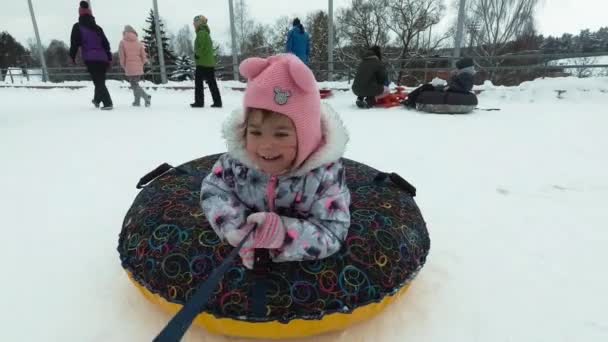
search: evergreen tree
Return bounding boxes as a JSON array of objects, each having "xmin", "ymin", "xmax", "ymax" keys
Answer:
[
  {"xmin": 170, "ymin": 55, "xmax": 194, "ymax": 81},
  {"xmin": 142, "ymin": 9, "xmax": 177, "ymax": 83},
  {"xmin": 306, "ymin": 11, "xmax": 328, "ymax": 63},
  {"xmin": 540, "ymin": 36, "xmax": 560, "ymax": 53},
  {"xmin": 305, "ymin": 11, "xmax": 330, "ymax": 80},
  {"xmin": 575, "ymin": 29, "xmax": 602, "ymax": 52},
  {"xmin": 596, "ymin": 27, "xmax": 608, "ymax": 50},
  {"xmin": 0, "ymin": 32, "xmax": 32, "ymax": 71},
  {"xmin": 559, "ymin": 33, "xmax": 575, "ymax": 52},
  {"xmin": 541, "ymin": 27, "xmax": 608, "ymax": 54}
]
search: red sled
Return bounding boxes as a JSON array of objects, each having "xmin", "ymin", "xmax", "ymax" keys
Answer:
[
  {"xmin": 320, "ymin": 89, "xmax": 333, "ymax": 99},
  {"xmin": 375, "ymin": 86, "xmax": 408, "ymax": 108}
]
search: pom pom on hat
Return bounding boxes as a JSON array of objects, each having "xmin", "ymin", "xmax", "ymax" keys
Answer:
[
  {"xmin": 78, "ymin": 1, "xmax": 92, "ymax": 16},
  {"xmin": 456, "ymin": 57, "xmax": 474, "ymax": 70}
]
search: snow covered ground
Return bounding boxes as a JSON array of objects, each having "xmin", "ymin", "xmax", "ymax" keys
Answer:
[
  {"xmin": 1, "ymin": 76, "xmax": 607, "ymax": 341},
  {"xmin": 550, "ymin": 56, "xmax": 608, "ymax": 77},
  {"xmin": 1, "ymin": 67, "xmax": 43, "ymax": 83}
]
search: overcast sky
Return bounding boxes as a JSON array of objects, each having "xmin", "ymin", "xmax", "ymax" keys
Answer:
[{"xmin": 2, "ymin": 0, "xmax": 607, "ymax": 52}]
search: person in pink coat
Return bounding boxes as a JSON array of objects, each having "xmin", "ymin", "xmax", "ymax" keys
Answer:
[{"xmin": 118, "ymin": 25, "xmax": 151, "ymax": 107}]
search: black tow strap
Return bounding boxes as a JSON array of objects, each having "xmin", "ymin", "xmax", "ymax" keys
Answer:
[
  {"xmin": 251, "ymin": 249, "xmax": 271, "ymax": 317},
  {"xmin": 373, "ymin": 172, "xmax": 417, "ymax": 197},
  {"xmin": 153, "ymin": 228, "xmax": 255, "ymax": 342},
  {"xmin": 136, "ymin": 163, "xmax": 176, "ymax": 189}
]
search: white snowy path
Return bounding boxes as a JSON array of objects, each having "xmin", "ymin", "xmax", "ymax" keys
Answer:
[{"xmin": 1, "ymin": 78, "xmax": 607, "ymax": 341}]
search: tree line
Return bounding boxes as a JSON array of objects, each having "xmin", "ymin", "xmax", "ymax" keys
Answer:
[{"xmin": 2, "ymin": 0, "xmax": 608, "ymax": 83}]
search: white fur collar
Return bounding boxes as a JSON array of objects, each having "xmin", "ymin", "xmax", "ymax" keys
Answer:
[{"xmin": 222, "ymin": 103, "xmax": 349, "ymax": 177}]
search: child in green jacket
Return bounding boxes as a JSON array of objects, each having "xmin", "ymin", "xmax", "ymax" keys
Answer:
[{"xmin": 191, "ymin": 15, "xmax": 222, "ymax": 108}]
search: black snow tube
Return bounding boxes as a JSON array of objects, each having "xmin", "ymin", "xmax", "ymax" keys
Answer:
[
  {"xmin": 416, "ymin": 90, "xmax": 478, "ymax": 114},
  {"xmin": 117, "ymin": 154, "xmax": 430, "ymax": 339}
]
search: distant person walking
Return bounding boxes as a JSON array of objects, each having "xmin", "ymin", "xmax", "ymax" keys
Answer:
[
  {"xmin": 69, "ymin": 1, "xmax": 113, "ymax": 110},
  {"xmin": 286, "ymin": 18, "xmax": 310, "ymax": 65},
  {"xmin": 191, "ymin": 15, "xmax": 222, "ymax": 108},
  {"xmin": 118, "ymin": 25, "xmax": 151, "ymax": 107}
]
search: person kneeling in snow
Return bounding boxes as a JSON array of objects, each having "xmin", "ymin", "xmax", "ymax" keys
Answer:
[
  {"xmin": 403, "ymin": 57, "xmax": 476, "ymax": 108},
  {"xmin": 351, "ymin": 46, "xmax": 389, "ymax": 109},
  {"xmin": 200, "ymin": 54, "xmax": 351, "ymax": 269}
]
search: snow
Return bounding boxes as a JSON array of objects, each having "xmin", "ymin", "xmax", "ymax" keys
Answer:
[
  {"xmin": 550, "ymin": 56, "xmax": 608, "ymax": 77},
  {"xmin": 1, "ymin": 76, "xmax": 607, "ymax": 342},
  {"xmin": 1, "ymin": 67, "xmax": 43, "ymax": 83}
]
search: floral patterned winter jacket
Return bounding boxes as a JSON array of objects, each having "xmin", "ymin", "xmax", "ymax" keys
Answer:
[{"xmin": 200, "ymin": 105, "xmax": 351, "ymax": 263}]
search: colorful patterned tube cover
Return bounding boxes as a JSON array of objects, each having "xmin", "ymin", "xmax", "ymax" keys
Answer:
[{"xmin": 117, "ymin": 154, "xmax": 430, "ymax": 339}]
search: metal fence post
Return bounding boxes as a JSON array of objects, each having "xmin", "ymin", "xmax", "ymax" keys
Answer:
[
  {"xmin": 328, "ymin": 0, "xmax": 334, "ymax": 82},
  {"xmin": 27, "ymin": 0, "xmax": 49, "ymax": 82},
  {"xmin": 228, "ymin": 0, "xmax": 239, "ymax": 81},
  {"xmin": 152, "ymin": 0, "xmax": 167, "ymax": 84},
  {"xmin": 453, "ymin": 0, "xmax": 467, "ymax": 67},
  {"xmin": 347, "ymin": 66, "xmax": 351, "ymax": 85}
]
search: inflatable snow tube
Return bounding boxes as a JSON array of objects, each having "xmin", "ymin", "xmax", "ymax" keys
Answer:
[
  {"xmin": 118, "ymin": 154, "xmax": 430, "ymax": 339},
  {"xmin": 416, "ymin": 90, "xmax": 478, "ymax": 114}
]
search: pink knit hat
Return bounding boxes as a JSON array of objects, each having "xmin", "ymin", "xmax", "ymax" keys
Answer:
[{"xmin": 240, "ymin": 54, "xmax": 322, "ymax": 168}]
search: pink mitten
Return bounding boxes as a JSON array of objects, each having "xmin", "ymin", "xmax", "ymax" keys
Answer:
[
  {"xmin": 247, "ymin": 212, "xmax": 286, "ymax": 249},
  {"xmin": 237, "ymin": 213, "xmax": 285, "ymax": 269}
]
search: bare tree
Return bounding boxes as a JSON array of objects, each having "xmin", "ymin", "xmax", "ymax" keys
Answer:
[
  {"xmin": 510, "ymin": 20, "xmax": 542, "ymax": 52},
  {"xmin": 267, "ymin": 16, "xmax": 291, "ymax": 54},
  {"xmin": 572, "ymin": 56, "xmax": 598, "ymax": 78},
  {"xmin": 420, "ymin": 26, "xmax": 453, "ymax": 55},
  {"xmin": 469, "ymin": 0, "xmax": 539, "ymax": 58},
  {"xmin": 173, "ymin": 25, "xmax": 194, "ymax": 58},
  {"xmin": 233, "ymin": 1, "xmax": 274, "ymax": 59},
  {"xmin": 383, "ymin": 0, "xmax": 445, "ymax": 59},
  {"xmin": 336, "ymin": 0, "xmax": 389, "ymax": 61},
  {"xmin": 240, "ymin": 24, "xmax": 272, "ymax": 58},
  {"xmin": 381, "ymin": 0, "xmax": 446, "ymax": 83},
  {"xmin": 234, "ymin": 0, "xmax": 255, "ymax": 55},
  {"xmin": 26, "ymin": 37, "xmax": 44, "ymax": 66},
  {"xmin": 448, "ymin": 0, "xmax": 476, "ymax": 52}
]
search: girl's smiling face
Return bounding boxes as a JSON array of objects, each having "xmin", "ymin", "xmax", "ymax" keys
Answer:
[{"xmin": 245, "ymin": 109, "xmax": 298, "ymax": 175}]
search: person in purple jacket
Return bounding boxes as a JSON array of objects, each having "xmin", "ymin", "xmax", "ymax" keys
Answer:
[{"xmin": 69, "ymin": 1, "xmax": 113, "ymax": 110}]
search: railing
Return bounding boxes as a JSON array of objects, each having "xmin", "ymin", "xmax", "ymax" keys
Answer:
[{"xmin": 2, "ymin": 51, "xmax": 607, "ymax": 86}]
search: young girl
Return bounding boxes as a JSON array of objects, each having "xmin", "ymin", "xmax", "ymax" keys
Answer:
[
  {"xmin": 118, "ymin": 25, "xmax": 151, "ymax": 107},
  {"xmin": 200, "ymin": 54, "xmax": 351, "ymax": 269}
]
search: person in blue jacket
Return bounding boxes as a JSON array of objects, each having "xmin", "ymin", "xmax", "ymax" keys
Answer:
[{"xmin": 286, "ymin": 18, "xmax": 310, "ymax": 65}]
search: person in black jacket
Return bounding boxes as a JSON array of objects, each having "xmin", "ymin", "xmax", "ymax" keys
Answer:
[
  {"xmin": 69, "ymin": 1, "xmax": 114, "ymax": 110},
  {"xmin": 351, "ymin": 46, "xmax": 389, "ymax": 108},
  {"xmin": 403, "ymin": 57, "xmax": 476, "ymax": 108},
  {"xmin": 446, "ymin": 57, "xmax": 475, "ymax": 92}
]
